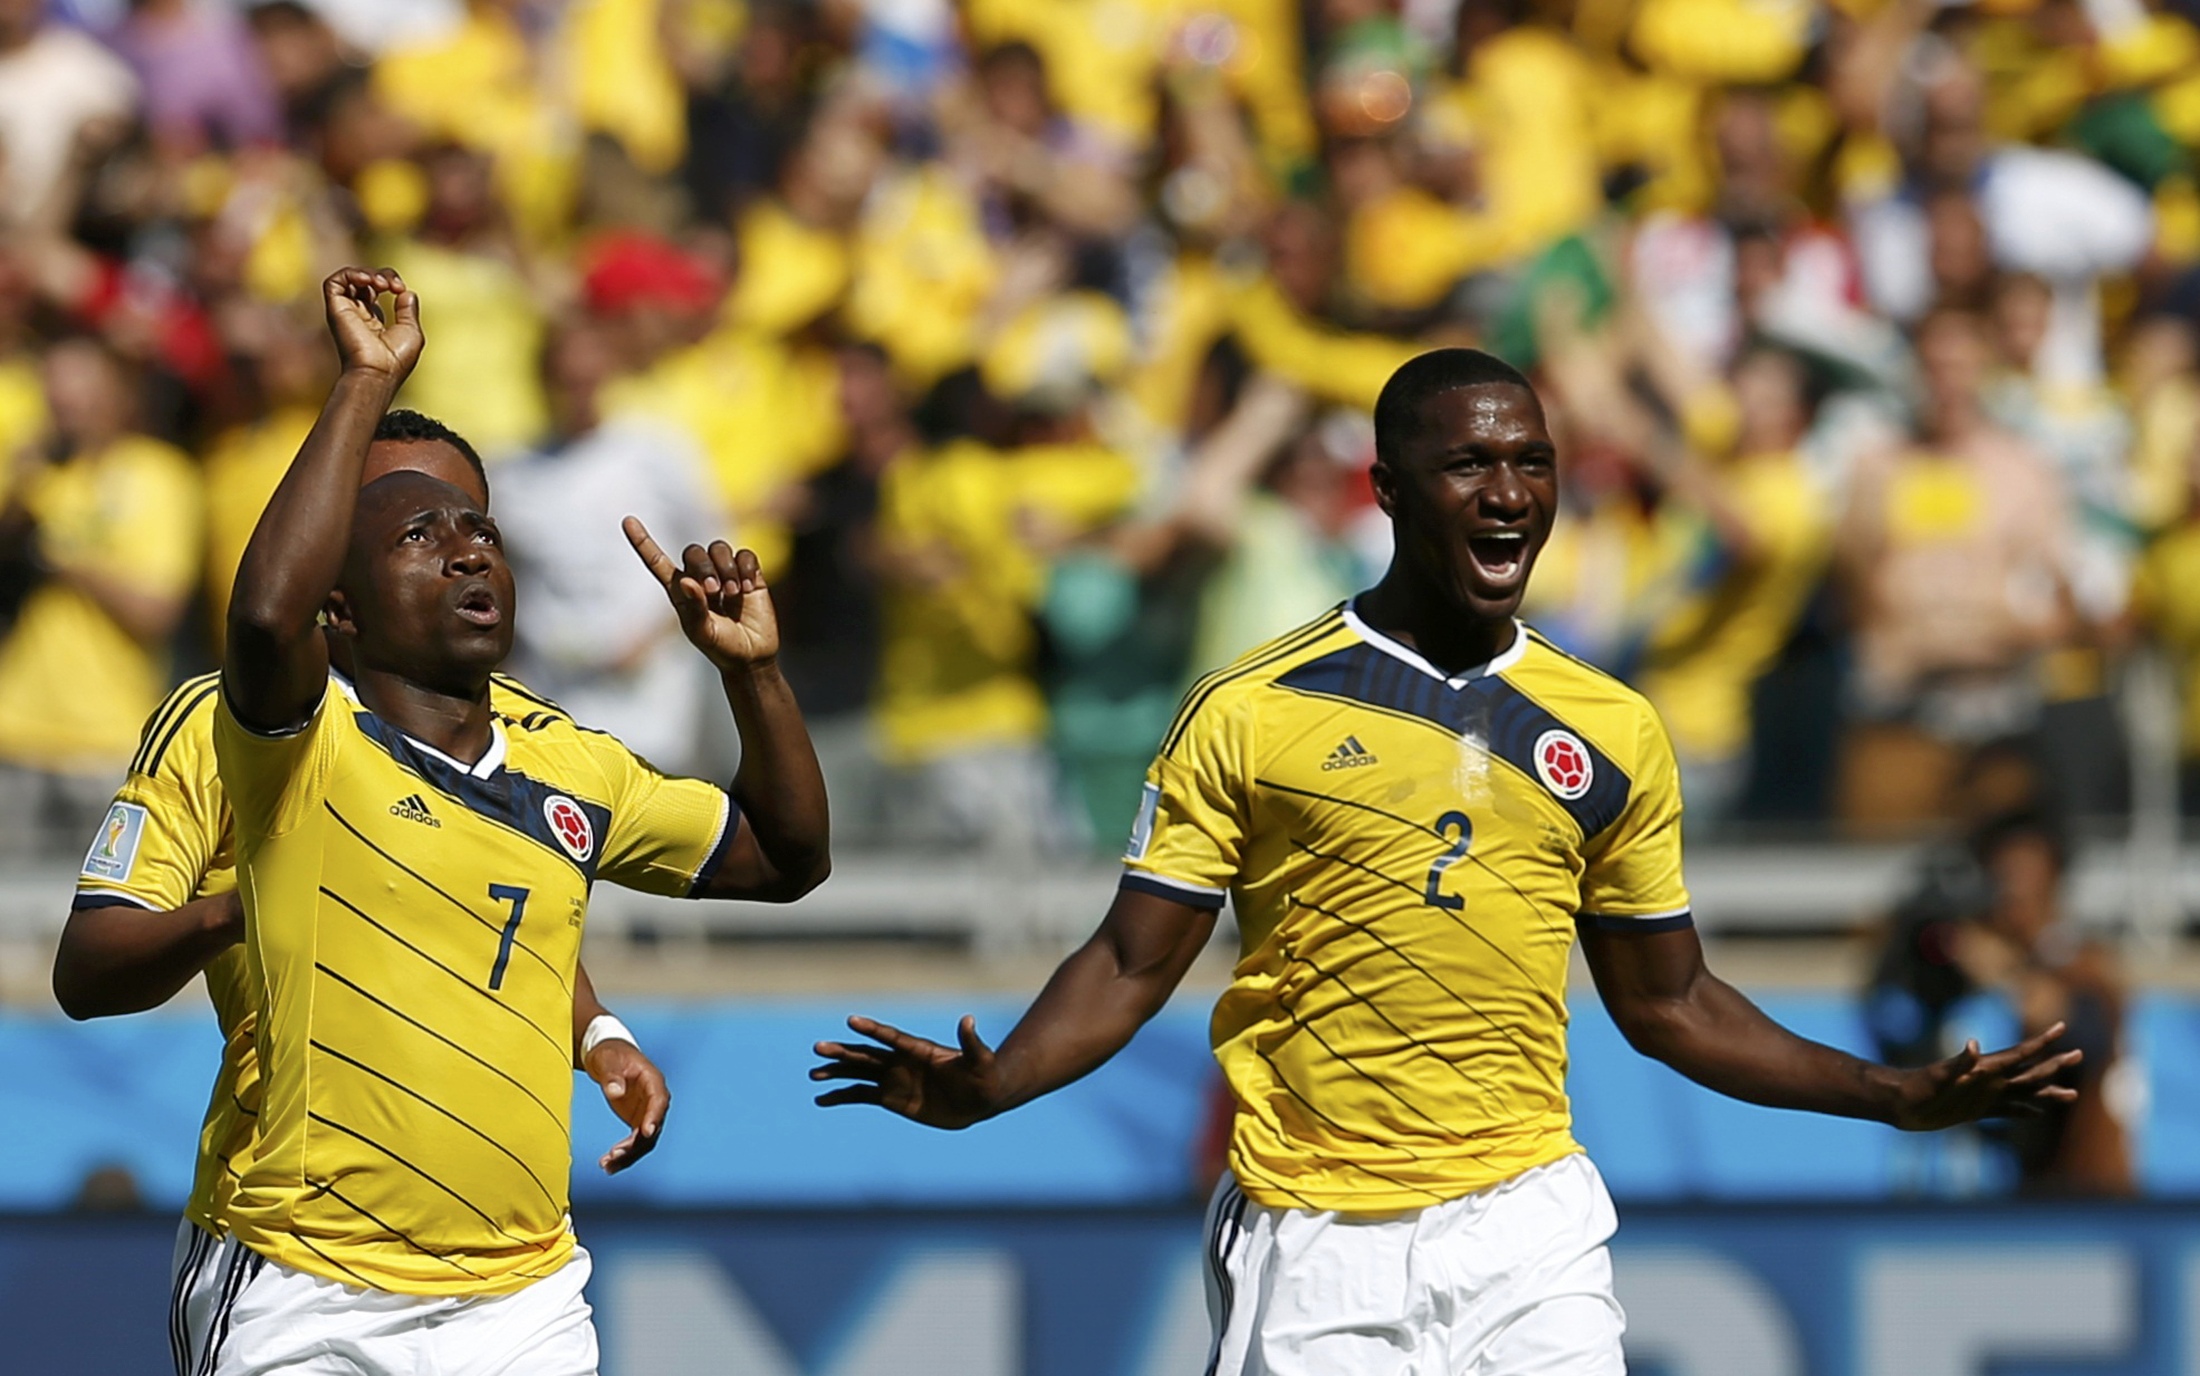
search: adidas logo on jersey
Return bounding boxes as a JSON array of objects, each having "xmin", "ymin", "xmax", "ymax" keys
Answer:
[
  {"xmin": 389, "ymin": 793, "xmax": 441, "ymax": 828},
  {"xmin": 1321, "ymin": 736, "xmax": 1378, "ymax": 771}
]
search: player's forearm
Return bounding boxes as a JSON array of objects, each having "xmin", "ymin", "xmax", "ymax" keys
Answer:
[
  {"xmin": 988, "ymin": 896, "xmax": 1217, "ymax": 1114},
  {"xmin": 572, "ymin": 961, "xmax": 610, "ymax": 1068},
  {"xmin": 717, "ymin": 661, "xmax": 830, "ymax": 900},
  {"xmin": 987, "ymin": 942, "xmax": 1180, "ymax": 1114},
  {"xmin": 51, "ymin": 892, "xmax": 243, "ymax": 1019},
  {"xmin": 1615, "ymin": 973, "xmax": 1911, "ymax": 1123},
  {"xmin": 229, "ymin": 370, "xmax": 390, "ymax": 645}
]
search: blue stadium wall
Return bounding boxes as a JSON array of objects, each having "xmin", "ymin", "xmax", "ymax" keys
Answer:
[
  {"xmin": 11, "ymin": 991, "xmax": 2200, "ymax": 1209},
  {"xmin": 11, "ymin": 991, "xmax": 2200, "ymax": 1370},
  {"xmin": 5, "ymin": 1201, "xmax": 2198, "ymax": 1374}
]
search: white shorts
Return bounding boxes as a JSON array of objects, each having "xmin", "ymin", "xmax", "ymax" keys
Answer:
[
  {"xmin": 168, "ymin": 1220, "xmax": 598, "ymax": 1376},
  {"xmin": 1202, "ymin": 1153, "xmax": 1627, "ymax": 1376}
]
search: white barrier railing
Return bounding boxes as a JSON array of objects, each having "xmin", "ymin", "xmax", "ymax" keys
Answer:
[{"xmin": 0, "ymin": 843, "xmax": 2192, "ymax": 952}]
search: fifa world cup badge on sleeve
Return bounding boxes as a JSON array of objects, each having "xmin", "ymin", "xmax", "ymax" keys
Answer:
[
  {"xmin": 1124, "ymin": 783, "xmax": 1160, "ymax": 861},
  {"xmin": 82, "ymin": 801, "xmax": 148, "ymax": 882}
]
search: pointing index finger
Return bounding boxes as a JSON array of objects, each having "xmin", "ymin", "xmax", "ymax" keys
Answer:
[{"xmin": 623, "ymin": 516, "xmax": 680, "ymax": 587}]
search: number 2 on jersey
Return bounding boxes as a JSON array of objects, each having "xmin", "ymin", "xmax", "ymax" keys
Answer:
[
  {"xmin": 1422, "ymin": 811, "xmax": 1472, "ymax": 912},
  {"xmin": 487, "ymin": 884, "xmax": 530, "ymax": 990}
]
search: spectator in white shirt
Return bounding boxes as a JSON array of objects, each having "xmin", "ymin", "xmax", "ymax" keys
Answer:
[
  {"xmin": 0, "ymin": 0, "xmax": 138, "ymax": 225},
  {"xmin": 494, "ymin": 320, "xmax": 727, "ymax": 770},
  {"xmin": 1849, "ymin": 50, "xmax": 2153, "ymax": 388}
]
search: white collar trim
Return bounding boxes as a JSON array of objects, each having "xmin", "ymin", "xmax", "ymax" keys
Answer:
[
  {"xmin": 333, "ymin": 674, "xmax": 507, "ymax": 778},
  {"xmin": 1340, "ymin": 600, "xmax": 1529, "ymax": 688}
]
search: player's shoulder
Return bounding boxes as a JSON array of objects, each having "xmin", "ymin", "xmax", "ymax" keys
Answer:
[
  {"xmin": 1512, "ymin": 627, "xmax": 1643, "ymax": 701},
  {"xmin": 1160, "ymin": 606, "xmax": 1356, "ymax": 756},
  {"xmin": 492, "ymin": 680, "xmax": 649, "ymax": 797},
  {"xmin": 1508, "ymin": 628, "xmax": 1665, "ymax": 754},
  {"xmin": 488, "ymin": 673, "xmax": 574, "ymax": 732},
  {"xmin": 129, "ymin": 671, "xmax": 225, "ymax": 781}
]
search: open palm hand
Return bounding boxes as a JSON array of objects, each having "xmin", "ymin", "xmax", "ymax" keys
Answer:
[
  {"xmin": 811, "ymin": 1015, "xmax": 1003, "ymax": 1130},
  {"xmin": 1892, "ymin": 1022, "xmax": 2084, "ymax": 1132}
]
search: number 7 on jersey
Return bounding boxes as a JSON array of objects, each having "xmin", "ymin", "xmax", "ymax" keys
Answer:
[{"xmin": 487, "ymin": 884, "xmax": 530, "ymax": 990}]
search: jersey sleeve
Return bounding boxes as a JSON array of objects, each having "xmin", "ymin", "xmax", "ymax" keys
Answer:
[
  {"xmin": 1119, "ymin": 685, "xmax": 1254, "ymax": 910},
  {"xmin": 589, "ymin": 735, "xmax": 736, "ymax": 897},
  {"xmin": 212, "ymin": 679, "xmax": 339, "ymax": 842},
  {"xmin": 1578, "ymin": 702, "xmax": 1693, "ymax": 930},
  {"xmin": 75, "ymin": 726, "xmax": 225, "ymax": 907}
]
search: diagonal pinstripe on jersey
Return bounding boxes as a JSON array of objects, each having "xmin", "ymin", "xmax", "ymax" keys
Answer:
[
  {"xmin": 317, "ymin": 886, "xmax": 567, "ymax": 1060},
  {"xmin": 322, "ymin": 804, "xmax": 569, "ymax": 995},
  {"xmin": 304, "ymin": 1112, "xmax": 541, "ymax": 1249},
  {"xmin": 309, "ymin": 1039, "xmax": 561, "ymax": 1206}
]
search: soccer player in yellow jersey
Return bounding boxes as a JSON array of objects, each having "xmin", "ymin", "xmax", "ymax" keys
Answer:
[
  {"xmin": 198, "ymin": 267, "xmax": 827, "ymax": 1375},
  {"xmin": 816, "ymin": 349, "xmax": 2080, "ymax": 1374},
  {"xmin": 48, "ymin": 414, "xmax": 673, "ymax": 1376}
]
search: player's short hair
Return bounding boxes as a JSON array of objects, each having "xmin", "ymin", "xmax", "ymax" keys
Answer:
[
  {"xmin": 372, "ymin": 410, "xmax": 486, "ymax": 486},
  {"xmin": 1373, "ymin": 348, "xmax": 1537, "ymax": 468}
]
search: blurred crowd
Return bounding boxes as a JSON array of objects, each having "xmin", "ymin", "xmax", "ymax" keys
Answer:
[{"xmin": 14, "ymin": 0, "xmax": 2200, "ymax": 859}]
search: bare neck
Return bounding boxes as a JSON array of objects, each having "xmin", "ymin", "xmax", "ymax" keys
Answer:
[
  {"xmin": 350, "ymin": 667, "xmax": 495, "ymax": 765},
  {"xmin": 1357, "ymin": 570, "xmax": 1519, "ymax": 677}
]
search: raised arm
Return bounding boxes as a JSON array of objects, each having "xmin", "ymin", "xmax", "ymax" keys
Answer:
[
  {"xmin": 1580, "ymin": 922, "xmax": 2081, "ymax": 1130},
  {"xmin": 811, "ymin": 887, "xmax": 1217, "ymax": 1128},
  {"xmin": 622, "ymin": 520, "xmax": 830, "ymax": 902},
  {"xmin": 224, "ymin": 268, "xmax": 421, "ymax": 731}
]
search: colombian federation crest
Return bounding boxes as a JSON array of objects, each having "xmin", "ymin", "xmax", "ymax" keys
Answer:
[
  {"xmin": 1533, "ymin": 729, "xmax": 1593, "ymax": 801},
  {"xmin": 543, "ymin": 794, "xmax": 595, "ymax": 863}
]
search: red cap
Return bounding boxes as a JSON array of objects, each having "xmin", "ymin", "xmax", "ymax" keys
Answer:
[{"xmin": 581, "ymin": 232, "xmax": 723, "ymax": 316}]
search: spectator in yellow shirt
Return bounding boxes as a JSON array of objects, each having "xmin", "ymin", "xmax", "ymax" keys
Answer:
[
  {"xmin": 383, "ymin": 145, "xmax": 548, "ymax": 459},
  {"xmin": 870, "ymin": 371, "xmax": 1138, "ymax": 853},
  {"xmin": 1638, "ymin": 346, "xmax": 1835, "ymax": 829},
  {"xmin": 0, "ymin": 336, "xmax": 200, "ymax": 857},
  {"xmin": 200, "ymin": 305, "xmax": 330, "ymax": 638}
]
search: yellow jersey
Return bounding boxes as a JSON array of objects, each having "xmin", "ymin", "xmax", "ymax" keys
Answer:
[
  {"xmin": 871, "ymin": 439, "xmax": 1140, "ymax": 764},
  {"xmin": 73, "ymin": 674, "xmax": 644, "ymax": 1245},
  {"xmin": 1639, "ymin": 449, "xmax": 1832, "ymax": 762},
  {"xmin": 600, "ymin": 324, "xmax": 844, "ymax": 576},
  {"xmin": 1123, "ymin": 604, "xmax": 1690, "ymax": 1213},
  {"xmin": 0, "ymin": 436, "xmax": 202, "ymax": 772},
  {"xmin": 210, "ymin": 676, "xmax": 732, "ymax": 1294}
]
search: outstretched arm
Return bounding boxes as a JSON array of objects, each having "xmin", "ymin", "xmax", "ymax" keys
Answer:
[
  {"xmin": 225, "ymin": 268, "xmax": 421, "ymax": 731},
  {"xmin": 1581, "ymin": 923, "xmax": 2081, "ymax": 1130},
  {"xmin": 623, "ymin": 520, "xmax": 830, "ymax": 902},
  {"xmin": 812, "ymin": 888, "xmax": 1217, "ymax": 1128}
]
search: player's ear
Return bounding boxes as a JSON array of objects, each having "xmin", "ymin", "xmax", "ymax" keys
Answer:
[
  {"xmin": 1370, "ymin": 460, "xmax": 1397, "ymax": 519},
  {"xmin": 322, "ymin": 590, "xmax": 358, "ymax": 639}
]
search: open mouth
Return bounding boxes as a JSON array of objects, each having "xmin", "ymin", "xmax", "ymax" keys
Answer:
[
  {"xmin": 454, "ymin": 583, "xmax": 502, "ymax": 628},
  {"xmin": 1465, "ymin": 530, "xmax": 1530, "ymax": 586}
]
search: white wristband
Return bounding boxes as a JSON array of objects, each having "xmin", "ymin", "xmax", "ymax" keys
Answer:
[{"xmin": 580, "ymin": 1014, "xmax": 637, "ymax": 1062}]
